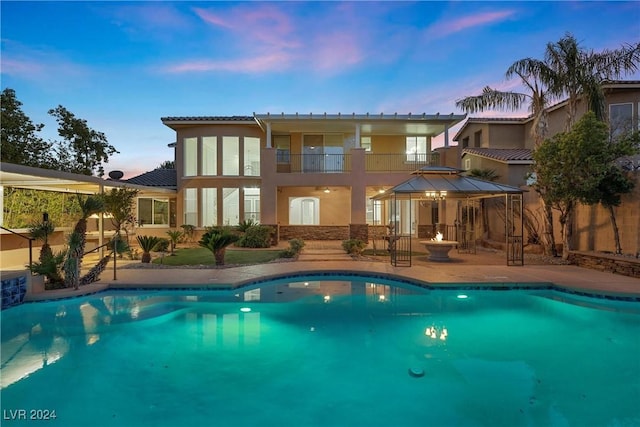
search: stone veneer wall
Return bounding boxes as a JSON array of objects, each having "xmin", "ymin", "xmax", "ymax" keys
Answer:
[
  {"xmin": 568, "ymin": 251, "xmax": 640, "ymax": 279},
  {"xmin": 349, "ymin": 224, "xmax": 369, "ymax": 242},
  {"xmin": 279, "ymin": 225, "xmax": 350, "ymax": 241}
]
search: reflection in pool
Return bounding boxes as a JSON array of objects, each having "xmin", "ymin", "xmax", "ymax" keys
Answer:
[{"xmin": 2, "ymin": 276, "xmax": 639, "ymax": 427}]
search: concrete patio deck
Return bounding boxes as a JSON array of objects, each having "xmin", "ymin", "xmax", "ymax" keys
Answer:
[{"xmin": 24, "ymin": 241, "xmax": 640, "ymax": 302}]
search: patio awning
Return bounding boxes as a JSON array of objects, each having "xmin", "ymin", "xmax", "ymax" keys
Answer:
[{"xmin": 373, "ymin": 166, "xmax": 524, "ymax": 200}]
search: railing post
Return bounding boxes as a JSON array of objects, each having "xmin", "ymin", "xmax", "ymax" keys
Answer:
[{"xmin": 113, "ymin": 233, "xmax": 117, "ymax": 280}]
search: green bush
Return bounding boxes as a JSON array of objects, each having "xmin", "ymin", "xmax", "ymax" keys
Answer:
[
  {"xmin": 290, "ymin": 238, "xmax": 305, "ymax": 253},
  {"xmin": 281, "ymin": 238, "xmax": 305, "ymax": 258},
  {"xmin": 342, "ymin": 239, "xmax": 367, "ymax": 255},
  {"xmin": 237, "ymin": 218, "xmax": 258, "ymax": 232},
  {"xmin": 155, "ymin": 237, "xmax": 170, "ymax": 252},
  {"xmin": 236, "ymin": 225, "xmax": 273, "ymax": 248}
]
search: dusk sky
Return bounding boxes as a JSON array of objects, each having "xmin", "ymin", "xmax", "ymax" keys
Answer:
[{"xmin": 2, "ymin": 1, "xmax": 639, "ymax": 178}]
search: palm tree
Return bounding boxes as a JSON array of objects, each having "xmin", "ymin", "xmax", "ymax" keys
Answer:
[
  {"xmin": 166, "ymin": 230, "xmax": 182, "ymax": 255},
  {"xmin": 137, "ymin": 235, "xmax": 161, "ymax": 263},
  {"xmin": 456, "ymin": 57, "xmax": 559, "ymax": 256},
  {"xmin": 29, "ymin": 220, "xmax": 55, "ymax": 263},
  {"xmin": 544, "ymin": 34, "xmax": 640, "ymax": 130},
  {"xmin": 65, "ymin": 194, "xmax": 104, "ymax": 289},
  {"xmin": 198, "ymin": 227, "xmax": 239, "ymax": 266}
]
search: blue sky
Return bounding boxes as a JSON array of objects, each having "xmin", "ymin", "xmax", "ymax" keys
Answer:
[{"xmin": 2, "ymin": 1, "xmax": 639, "ymax": 178}]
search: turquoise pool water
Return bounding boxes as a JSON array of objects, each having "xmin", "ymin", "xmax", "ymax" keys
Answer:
[{"xmin": 1, "ymin": 277, "xmax": 639, "ymax": 427}]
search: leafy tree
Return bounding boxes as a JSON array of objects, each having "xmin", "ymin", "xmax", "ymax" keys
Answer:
[
  {"xmin": 102, "ymin": 187, "xmax": 139, "ymax": 244},
  {"xmin": 533, "ymin": 112, "xmax": 637, "ymax": 259},
  {"xmin": 1, "ymin": 88, "xmax": 52, "ymax": 167},
  {"xmin": 156, "ymin": 160, "xmax": 175, "ymax": 169},
  {"xmin": 48, "ymin": 105, "xmax": 119, "ymax": 177},
  {"xmin": 198, "ymin": 227, "xmax": 239, "ymax": 266}
]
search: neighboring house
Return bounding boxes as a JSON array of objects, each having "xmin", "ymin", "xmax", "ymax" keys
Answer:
[
  {"xmin": 124, "ymin": 168, "xmax": 177, "ymax": 229},
  {"xmin": 159, "ymin": 113, "xmax": 465, "ymax": 241},
  {"xmin": 453, "ymin": 80, "xmax": 640, "ymax": 254}
]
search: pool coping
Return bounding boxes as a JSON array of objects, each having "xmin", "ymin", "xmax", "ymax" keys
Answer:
[{"xmin": 21, "ymin": 265, "xmax": 640, "ymax": 304}]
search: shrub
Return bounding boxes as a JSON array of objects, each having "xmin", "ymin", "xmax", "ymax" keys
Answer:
[
  {"xmin": 155, "ymin": 238, "xmax": 170, "ymax": 252},
  {"xmin": 136, "ymin": 235, "xmax": 161, "ymax": 263},
  {"xmin": 180, "ymin": 224, "xmax": 196, "ymax": 242},
  {"xmin": 237, "ymin": 218, "xmax": 258, "ymax": 233},
  {"xmin": 236, "ymin": 225, "xmax": 273, "ymax": 248},
  {"xmin": 342, "ymin": 239, "xmax": 367, "ymax": 255},
  {"xmin": 281, "ymin": 238, "xmax": 305, "ymax": 258},
  {"xmin": 198, "ymin": 227, "xmax": 240, "ymax": 266}
]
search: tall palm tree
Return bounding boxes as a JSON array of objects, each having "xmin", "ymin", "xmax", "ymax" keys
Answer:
[
  {"xmin": 456, "ymin": 57, "xmax": 559, "ymax": 256},
  {"xmin": 544, "ymin": 34, "xmax": 640, "ymax": 130},
  {"xmin": 65, "ymin": 194, "xmax": 104, "ymax": 289}
]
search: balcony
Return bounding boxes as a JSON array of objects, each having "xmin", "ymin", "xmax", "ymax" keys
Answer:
[
  {"xmin": 365, "ymin": 153, "xmax": 440, "ymax": 172},
  {"xmin": 275, "ymin": 152, "xmax": 440, "ymax": 174},
  {"xmin": 278, "ymin": 154, "xmax": 351, "ymax": 173}
]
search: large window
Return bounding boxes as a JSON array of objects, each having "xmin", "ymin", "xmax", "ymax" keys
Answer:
[
  {"xmin": 244, "ymin": 137, "xmax": 260, "ymax": 176},
  {"xmin": 138, "ymin": 198, "xmax": 169, "ymax": 226},
  {"xmin": 184, "ymin": 137, "xmax": 197, "ymax": 176},
  {"xmin": 405, "ymin": 136, "xmax": 427, "ymax": 162},
  {"xmin": 184, "ymin": 188, "xmax": 197, "ymax": 226},
  {"xmin": 303, "ymin": 134, "xmax": 344, "ymax": 172},
  {"xmin": 202, "ymin": 136, "xmax": 217, "ymax": 175},
  {"xmin": 202, "ymin": 188, "xmax": 217, "ymax": 226},
  {"xmin": 222, "ymin": 188, "xmax": 239, "ymax": 225},
  {"xmin": 222, "ymin": 136, "xmax": 239, "ymax": 175},
  {"xmin": 244, "ymin": 188, "xmax": 260, "ymax": 221},
  {"xmin": 610, "ymin": 103, "xmax": 633, "ymax": 140}
]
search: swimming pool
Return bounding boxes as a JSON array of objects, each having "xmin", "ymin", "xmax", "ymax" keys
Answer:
[{"xmin": 2, "ymin": 275, "xmax": 639, "ymax": 427}]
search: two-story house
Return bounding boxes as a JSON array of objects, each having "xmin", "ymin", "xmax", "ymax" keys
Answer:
[
  {"xmin": 453, "ymin": 80, "xmax": 640, "ymax": 254},
  {"xmin": 160, "ymin": 113, "xmax": 466, "ymax": 242}
]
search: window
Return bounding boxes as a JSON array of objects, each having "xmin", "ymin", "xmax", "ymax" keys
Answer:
[
  {"xmin": 138, "ymin": 198, "xmax": 169, "ymax": 226},
  {"xmin": 474, "ymin": 130, "xmax": 482, "ymax": 147},
  {"xmin": 361, "ymin": 136, "xmax": 372, "ymax": 152},
  {"xmin": 406, "ymin": 136, "xmax": 427, "ymax": 162},
  {"xmin": 303, "ymin": 134, "xmax": 344, "ymax": 172},
  {"xmin": 184, "ymin": 137, "xmax": 197, "ymax": 176},
  {"xmin": 222, "ymin": 188, "xmax": 239, "ymax": 225},
  {"xmin": 184, "ymin": 188, "xmax": 197, "ymax": 226},
  {"xmin": 464, "ymin": 158, "xmax": 471, "ymax": 170},
  {"xmin": 202, "ymin": 188, "xmax": 217, "ymax": 226},
  {"xmin": 610, "ymin": 103, "xmax": 633, "ymax": 140},
  {"xmin": 244, "ymin": 188, "xmax": 260, "ymax": 221},
  {"xmin": 222, "ymin": 136, "xmax": 239, "ymax": 175},
  {"xmin": 366, "ymin": 198, "xmax": 382, "ymax": 225},
  {"xmin": 275, "ymin": 135, "xmax": 290, "ymax": 163},
  {"xmin": 244, "ymin": 137, "xmax": 260, "ymax": 176},
  {"xmin": 202, "ymin": 136, "xmax": 217, "ymax": 175}
]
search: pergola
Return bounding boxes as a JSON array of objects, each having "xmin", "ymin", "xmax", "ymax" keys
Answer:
[{"xmin": 372, "ymin": 166, "xmax": 525, "ymax": 266}]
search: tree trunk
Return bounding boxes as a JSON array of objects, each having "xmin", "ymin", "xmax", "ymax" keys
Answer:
[
  {"xmin": 541, "ymin": 199, "xmax": 557, "ymax": 257},
  {"xmin": 559, "ymin": 202, "xmax": 575, "ymax": 260},
  {"xmin": 141, "ymin": 251, "xmax": 151, "ymax": 263},
  {"xmin": 607, "ymin": 204, "xmax": 623, "ymax": 255},
  {"xmin": 215, "ymin": 248, "xmax": 226, "ymax": 266}
]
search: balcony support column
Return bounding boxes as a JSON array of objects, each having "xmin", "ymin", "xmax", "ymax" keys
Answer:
[
  {"xmin": 266, "ymin": 122, "xmax": 272, "ymax": 148},
  {"xmin": 444, "ymin": 124, "xmax": 449, "ymax": 148},
  {"xmin": 354, "ymin": 123, "xmax": 361, "ymax": 148}
]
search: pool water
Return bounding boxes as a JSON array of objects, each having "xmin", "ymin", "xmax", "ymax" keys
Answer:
[{"xmin": 2, "ymin": 277, "xmax": 639, "ymax": 427}]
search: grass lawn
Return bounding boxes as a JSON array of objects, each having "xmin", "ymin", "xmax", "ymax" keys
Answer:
[{"xmin": 152, "ymin": 246, "xmax": 284, "ymax": 266}]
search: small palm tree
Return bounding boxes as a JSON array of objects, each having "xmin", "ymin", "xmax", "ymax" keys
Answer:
[
  {"xmin": 166, "ymin": 230, "xmax": 182, "ymax": 255},
  {"xmin": 198, "ymin": 227, "xmax": 239, "ymax": 266},
  {"xmin": 137, "ymin": 235, "xmax": 161, "ymax": 263},
  {"xmin": 29, "ymin": 221, "xmax": 55, "ymax": 263}
]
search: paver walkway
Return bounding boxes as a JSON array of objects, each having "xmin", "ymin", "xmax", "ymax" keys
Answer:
[{"xmin": 24, "ymin": 241, "xmax": 640, "ymax": 302}]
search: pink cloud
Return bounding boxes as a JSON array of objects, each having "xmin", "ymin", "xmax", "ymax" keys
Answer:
[
  {"xmin": 426, "ymin": 10, "xmax": 516, "ymax": 39},
  {"xmin": 165, "ymin": 52, "xmax": 293, "ymax": 74}
]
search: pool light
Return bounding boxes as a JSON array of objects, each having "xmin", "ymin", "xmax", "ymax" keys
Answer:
[
  {"xmin": 240, "ymin": 307, "xmax": 252, "ymax": 313},
  {"xmin": 323, "ymin": 295, "xmax": 331, "ymax": 303},
  {"xmin": 457, "ymin": 294, "xmax": 469, "ymax": 299}
]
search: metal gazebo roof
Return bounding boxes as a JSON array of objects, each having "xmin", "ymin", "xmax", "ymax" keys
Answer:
[{"xmin": 373, "ymin": 166, "xmax": 524, "ymax": 199}]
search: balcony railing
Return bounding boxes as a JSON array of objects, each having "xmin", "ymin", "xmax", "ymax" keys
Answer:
[
  {"xmin": 281, "ymin": 154, "xmax": 351, "ymax": 173},
  {"xmin": 365, "ymin": 153, "xmax": 439, "ymax": 172},
  {"xmin": 275, "ymin": 152, "xmax": 439, "ymax": 173}
]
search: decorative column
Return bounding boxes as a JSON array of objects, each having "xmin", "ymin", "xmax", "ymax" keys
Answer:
[{"xmin": 266, "ymin": 122, "xmax": 272, "ymax": 148}]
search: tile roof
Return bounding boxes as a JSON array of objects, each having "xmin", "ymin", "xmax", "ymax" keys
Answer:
[
  {"xmin": 124, "ymin": 168, "xmax": 177, "ymax": 189},
  {"xmin": 462, "ymin": 148, "xmax": 533, "ymax": 163}
]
